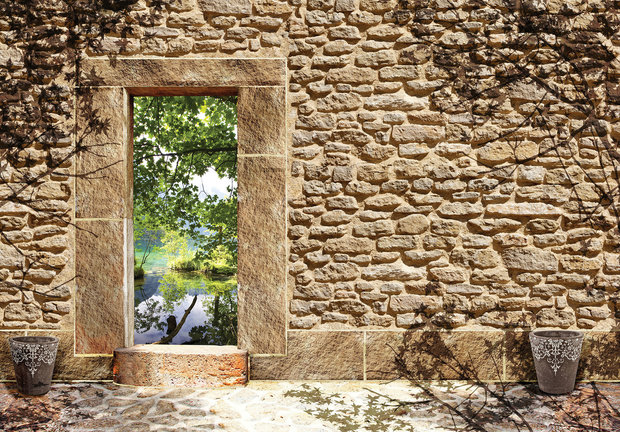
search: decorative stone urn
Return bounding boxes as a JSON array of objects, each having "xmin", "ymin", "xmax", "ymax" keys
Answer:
[
  {"xmin": 9, "ymin": 336, "xmax": 59, "ymax": 396},
  {"xmin": 529, "ymin": 330, "xmax": 583, "ymax": 394}
]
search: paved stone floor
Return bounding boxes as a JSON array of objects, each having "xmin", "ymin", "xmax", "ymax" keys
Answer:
[{"xmin": 0, "ymin": 381, "xmax": 618, "ymax": 432}]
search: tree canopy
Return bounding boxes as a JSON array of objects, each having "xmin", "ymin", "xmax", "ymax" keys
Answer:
[{"xmin": 133, "ymin": 96, "xmax": 238, "ymax": 260}]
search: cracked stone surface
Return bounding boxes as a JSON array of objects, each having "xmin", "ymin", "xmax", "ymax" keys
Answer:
[{"xmin": 0, "ymin": 381, "xmax": 618, "ymax": 431}]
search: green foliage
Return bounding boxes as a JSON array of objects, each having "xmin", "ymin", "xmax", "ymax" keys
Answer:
[
  {"xmin": 155, "ymin": 271, "xmax": 237, "ymax": 344},
  {"xmin": 204, "ymin": 245, "xmax": 236, "ymax": 275},
  {"xmin": 133, "ymin": 96, "xmax": 238, "ymax": 260},
  {"xmin": 133, "ymin": 96, "xmax": 238, "ymax": 345},
  {"xmin": 134, "ymin": 264, "xmax": 144, "ymax": 279},
  {"xmin": 133, "ymin": 214, "xmax": 162, "ymax": 275},
  {"xmin": 160, "ymin": 228, "xmax": 192, "ymax": 262},
  {"xmin": 160, "ymin": 230, "xmax": 200, "ymax": 271},
  {"xmin": 190, "ymin": 280, "xmax": 237, "ymax": 345},
  {"xmin": 158, "ymin": 271, "xmax": 236, "ymax": 312},
  {"xmin": 134, "ymin": 294, "xmax": 168, "ymax": 335},
  {"xmin": 168, "ymin": 257, "xmax": 202, "ymax": 271},
  {"xmin": 158, "ymin": 272, "xmax": 199, "ymax": 312}
]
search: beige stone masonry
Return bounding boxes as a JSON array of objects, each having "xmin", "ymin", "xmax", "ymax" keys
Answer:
[
  {"xmin": 75, "ymin": 87, "xmax": 129, "ymax": 220},
  {"xmin": 79, "ymin": 58, "xmax": 286, "ymax": 88},
  {"xmin": 250, "ymin": 331, "xmax": 364, "ymax": 380},
  {"xmin": 237, "ymin": 156, "xmax": 287, "ymax": 354},
  {"xmin": 74, "ymin": 58, "xmax": 288, "ymax": 359},
  {"xmin": 2, "ymin": 0, "xmax": 618, "ymax": 382},
  {"xmin": 113, "ymin": 344, "xmax": 247, "ymax": 386},
  {"xmin": 75, "ymin": 220, "xmax": 126, "ymax": 354},
  {"xmin": 250, "ymin": 329, "xmax": 620, "ymax": 381}
]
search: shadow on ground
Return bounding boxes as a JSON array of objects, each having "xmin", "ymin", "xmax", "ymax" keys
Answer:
[{"xmin": 1, "ymin": 381, "xmax": 619, "ymax": 432}]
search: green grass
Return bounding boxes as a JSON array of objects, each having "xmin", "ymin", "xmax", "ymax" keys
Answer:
[{"xmin": 169, "ymin": 256, "xmax": 204, "ymax": 272}]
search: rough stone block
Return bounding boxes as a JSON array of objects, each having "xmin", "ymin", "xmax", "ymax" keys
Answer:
[
  {"xmin": 315, "ymin": 262, "xmax": 359, "ymax": 282},
  {"xmin": 238, "ymin": 86, "xmax": 286, "ymax": 155},
  {"xmin": 75, "ymin": 220, "xmax": 125, "ymax": 354},
  {"xmin": 76, "ymin": 87, "xmax": 127, "ymax": 219},
  {"xmin": 0, "ymin": 241, "xmax": 24, "ymax": 269},
  {"xmin": 392, "ymin": 125, "xmax": 445, "ymax": 143},
  {"xmin": 80, "ymin": 58, "xmax": 286, "ymax": 88},
  {"xmin": 365, "ymin": 94, "xmax": 426, "ymax": 110},
  {"xmin": 560, "ymin": 256, "xmax": 602, "ymax": 273},
  {"xmin": 437, "ymin": 202, "xmax": 483, "ymax": 218},
  {"xmin": 250, "ymin": 331, "xmax": 363, "ymax": 379},
  {"xmin": 389, "ymin": 295, "xmax": 441, "ymax": 313},
  {"xmin": 114, "ymin": 344, "xmax": 247, "ymax": 386},
  {"xmin": 502, "ymin": 248, "xmax": 558, "ymax": 272},
  {"xmin": 237, "ymin": 157, "xmax": 286, "ymax": 354},
  {"xmin": 366, "ymin": 331, "xmax": 504, "ymax": 380},
  {"xmin": 324, "ymin": 236, "xmax": 373, "ymax": 254},
  {"xmin": 486, "ymin": 203, "xmax": 562, "ymax": 218},
  {"xmin": 326, "ymin": 67, "xmax": 376, "ymax": 84}
]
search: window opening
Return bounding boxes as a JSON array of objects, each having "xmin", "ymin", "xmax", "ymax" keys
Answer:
[{"xmin": 132, "ymin": 96, "xmax": 238, "ymax": 345}]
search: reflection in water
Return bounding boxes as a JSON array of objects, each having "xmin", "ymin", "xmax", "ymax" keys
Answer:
[
  {"xmin": 134, "ymin": 293, "xmax": 210, "ymax": 344},
  {"xmin": 134, "ymin": 249, "xmax": 237, "ymax": 345}
]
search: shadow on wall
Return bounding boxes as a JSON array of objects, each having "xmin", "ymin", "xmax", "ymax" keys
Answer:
[{"xmin": 370, "ymin": 331, "xmax": 620, "ymax": 432}]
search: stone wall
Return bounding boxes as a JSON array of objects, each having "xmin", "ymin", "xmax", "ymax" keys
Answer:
[{"xmin": 0, "ymin": 0, "xmax": 619, "ymax": 380}]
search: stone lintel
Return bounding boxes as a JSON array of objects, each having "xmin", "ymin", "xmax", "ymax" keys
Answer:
[
  {"xmin": 127, "ymin": 87, "xmax": 238, "ymax": 97},
  {"xmin": 79, "ymin": 58, "xmax": 286, "ymax": 88},
  {"xmin": 113, "ymin": 345, "xmax": 247, "ymax": 387}
]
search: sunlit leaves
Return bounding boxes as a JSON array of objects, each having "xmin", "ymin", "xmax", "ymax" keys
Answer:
[{"xmin": 133, "ymin": 95, "xmax": 238, "ymax": 259}]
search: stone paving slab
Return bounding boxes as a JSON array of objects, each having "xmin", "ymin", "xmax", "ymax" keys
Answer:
[{"xmin": 0, "ymin": 381, "xmax": 618, "ymax": 432}]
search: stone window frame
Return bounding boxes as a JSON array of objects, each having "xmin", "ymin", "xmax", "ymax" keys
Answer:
[{"xmin": 74, "ymin": 58, "xmax": 287, "ymax": 356}]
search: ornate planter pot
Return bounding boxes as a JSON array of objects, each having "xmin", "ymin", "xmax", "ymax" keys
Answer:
[
  {"xmin": 529, "ymin": 330, "xmax": 583, "ymax": 394},
  {"xmin": 9, "ymin": 336, "xmax": 59, "ymax": 396}
]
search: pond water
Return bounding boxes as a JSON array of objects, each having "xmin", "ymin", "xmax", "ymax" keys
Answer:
[{"xmin": 134, "ymin": 246, "xmax": 237, "ymax": 345}]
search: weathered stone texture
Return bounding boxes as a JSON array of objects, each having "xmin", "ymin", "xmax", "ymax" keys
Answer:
[
  {"xmin": 76, "ymin": 87, "xmax": 127, "ymax": 219},
  {"xmin": 80, "ymin": 59, "xmax": 286, "ymax": 87},
  {"xmin": 30, "ymin": 331, "xmax": 113, "ymax": 381},
  {"xmin": 283, "ymin": 0, "xmax": 617, "ymax": 334},
  {"xmin": 238, "ymin": 86, "xmax": 286, "ymax": 155},
  {"xmin": 197, "ymin": 0, "xmax": 252, "ymax": 15},
  {"xmin": 114, "ymin": 344, "xmax": 247, "ymax": 386},
  {"xmin": 366, "ymin": 331, "xmax": 504, "ymax": 380},
  {"xmin": 75, "ymin": 221, "xmax": 125, "ymax": 354},
  {"xmin": 238, "ymin": 157, "xmax": 287, "ymax": 354},
  {"xmin": 1, "ymin": 0, "xmax": 618, "ymax": 381},
  {"xmin": 250, "ymin": 331, "xmax": 363, "ymax": 379}
]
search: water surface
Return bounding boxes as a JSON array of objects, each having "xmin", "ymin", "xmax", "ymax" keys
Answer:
[{"xmin": 134, "ymin": 247, "xmax": 236, "ymax": 345}]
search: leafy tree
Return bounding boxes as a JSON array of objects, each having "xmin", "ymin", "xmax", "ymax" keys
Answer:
[
  {"xmin": 133, "ymin": 212, "xmax": 161, "ymax": 278},
  {"xmin": 133, "ymin": 96, "xmax": 238, "ymax": 261},
  {"xmin": 160, "ymin": 230, "xmax": 197, "ymax": 270},
  {"xmin": 132, "ymin": 96, "xmax": 238, "ymax": 345},
  {"xmin": 191, "ymin": 283, "xmax": 238, "ymax": 345}
]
